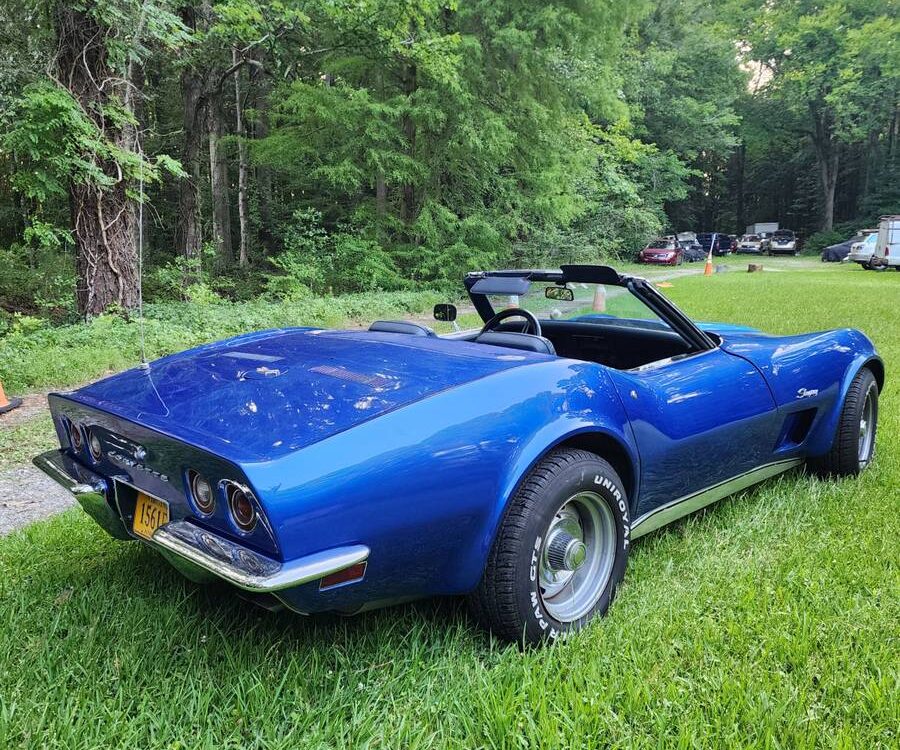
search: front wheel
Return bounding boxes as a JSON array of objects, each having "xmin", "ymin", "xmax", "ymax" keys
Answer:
[
  {"xmin": 468, "ymin": 449, "xmax": 630, "ymax": 645},
  {"xmin": 809, "ymin": 368, "xmax": 878, "ymax": 477}
]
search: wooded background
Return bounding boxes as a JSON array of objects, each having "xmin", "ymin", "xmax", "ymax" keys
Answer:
[{"xmin": 0, "ymin": 0, "xmax": 897, "ymax": 319}]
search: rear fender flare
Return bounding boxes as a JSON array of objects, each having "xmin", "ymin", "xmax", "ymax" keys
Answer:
[{"xmin": 463, "ymin": 421, "xmax": 639, "ymax": 592}]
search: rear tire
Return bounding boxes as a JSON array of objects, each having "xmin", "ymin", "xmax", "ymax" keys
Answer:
[
  {"xmin": 468, "ymin": 449, "xmax": 630, "ymax": 646},
  {"xmin": 810, "ymin": 368, "xmax": 878, "ymax": 477}
]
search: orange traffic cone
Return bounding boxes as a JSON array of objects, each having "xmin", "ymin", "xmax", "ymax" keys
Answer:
[
  {"xmin": 0, "ymin": 379, "xmax": 22, "ymax": 415},
  {"xmin": 703, "ymin": 249, "xmax": 713, "ymax": 276}
]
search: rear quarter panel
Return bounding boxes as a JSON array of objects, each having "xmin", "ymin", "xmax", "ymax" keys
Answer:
[{"xmin": 243, "ymin": 359, "xmax": 637, "ymax": 610}]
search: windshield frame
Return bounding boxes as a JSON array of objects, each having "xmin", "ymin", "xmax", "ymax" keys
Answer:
[{"xmin": 464, "ymin": 266, "xmax": 716, "ymax": 354}]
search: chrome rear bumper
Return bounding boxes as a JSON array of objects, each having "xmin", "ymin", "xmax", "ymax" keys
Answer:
[
  {"xmin": 33, "ymin": 449, "xmax": 131, "ymax": 539},
  {"xmin": 153, "ymin": 522, "xmax": 369, "ymax": 593},
  {"xmin": 33, "ymin": 449, "xmax": 369, "ymax": 594}
]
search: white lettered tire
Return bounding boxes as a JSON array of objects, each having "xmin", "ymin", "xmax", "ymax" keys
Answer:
[{"xmin": 469, "ymin": 449, "xmax": 630, "ymax": 645}]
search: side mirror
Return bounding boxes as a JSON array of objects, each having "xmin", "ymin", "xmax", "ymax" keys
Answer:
[
  {"xmin": 433, "ymin": 303, "xmax": 457, "ymax": 322},
  {"xmin": 545, "ymin": 285, "xmax": 574, "ymax": 302}
]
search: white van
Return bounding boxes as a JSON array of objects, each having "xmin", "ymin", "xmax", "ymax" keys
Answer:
[{"xmin": 871, "ymin": 216, "xmax": 900, "ymax": 270}]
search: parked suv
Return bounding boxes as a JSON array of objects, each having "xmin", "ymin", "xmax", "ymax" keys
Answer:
[
  {"xmin": 697, "ymin": 232, "xmax": 732, "ymax": 257},
  {"xmin": 768, "ymin": 229, "xmax": 800, "ymax": 255}
]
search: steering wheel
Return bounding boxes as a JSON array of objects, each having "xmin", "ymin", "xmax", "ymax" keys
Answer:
[{"xmin": 480, "ymin": 307, "xmax": 542, "ymax": 337}]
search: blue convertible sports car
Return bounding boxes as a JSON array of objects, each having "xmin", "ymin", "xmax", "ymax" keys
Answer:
[{"xmin": 35, "ymin": 265, "xmax": 883, "ymax": 644}]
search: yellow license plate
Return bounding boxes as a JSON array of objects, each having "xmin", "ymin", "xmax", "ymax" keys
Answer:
[{"xmin": 133, "ymin": 492, "xmax": 170, "ymax": 540}]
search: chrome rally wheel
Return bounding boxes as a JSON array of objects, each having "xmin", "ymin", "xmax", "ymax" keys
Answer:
[
  {"xmin": 857, "ymin": 381, "xmax": 877, "ymax": 468},
  {"xmin": 538, "ymin": 492, "xmax": 616, "ymax": 623},
  {"xmin": 469, "ymin": 449, "xmax": 630, "ymax": 646}
]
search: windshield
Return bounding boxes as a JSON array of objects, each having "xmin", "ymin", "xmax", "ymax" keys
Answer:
[
  {"xmin": 647, "ymin": 240, "xmax": 673, "ymax": 249},
  {"xmin": 482, "ymin": 282, "xmax": 670, "ymax": 330},
  {"xmin": 864, "ymin": 233, "xmax": 878, "ymax": 247}
]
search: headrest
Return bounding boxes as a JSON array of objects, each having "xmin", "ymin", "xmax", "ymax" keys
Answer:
[
  {"xmin": 474, "ymin": 331, "xmax": 556, "ymax": 355},
  {"xmin": 368, "ymin": 320, "xmax": 436, "ymax": 337}
]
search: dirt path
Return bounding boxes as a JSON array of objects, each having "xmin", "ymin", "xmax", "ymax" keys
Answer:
[{"xmin": 1, "ymin": 388, "xmax": 58, "ymax": 427}]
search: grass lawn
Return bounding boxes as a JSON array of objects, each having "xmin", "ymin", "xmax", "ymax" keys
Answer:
[{"xmin": 1, "ymin": 264, "xmax": 898, "ymax": 748}]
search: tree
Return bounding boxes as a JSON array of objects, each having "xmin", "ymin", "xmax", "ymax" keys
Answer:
[
  {"xmin": 741, "ymin": 0, "xmax": 898, "ymax": 231},
  {"xmin": 2, "ymin": 0, "xmax": 186, "ymax": 317}
]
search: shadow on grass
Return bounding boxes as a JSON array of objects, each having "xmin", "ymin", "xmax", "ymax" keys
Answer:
[{"xmin": 94, "ymin": 537, "xmax": 496, "ymax": 661}]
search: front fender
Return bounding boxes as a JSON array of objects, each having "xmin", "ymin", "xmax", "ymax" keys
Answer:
[
  {"xmin": 807, "ymin": 352, "xmax": 884, "ymax": 456},
  {"xmin": 722, "ymin": 328, "xmax": 883, "ymax": 457},
  {"xmin": 485, "ymin": 374, "xmax": 637, "ymax": 567}
]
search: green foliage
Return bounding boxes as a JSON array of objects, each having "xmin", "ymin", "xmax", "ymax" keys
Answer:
[
  {"xmin": 1, "ymin": 0, "xmax": 896, "ymax": 319},
  {"xmin": 264, "ymin": 209, "xmax": 406, "ymax": 296},
  {"xmin": 0, "ymin": 288, "xmax": 445, "ymax": 392},
  {"xmin": 0, "ymin": 241, "xmax": 75, "ymax": 319},
  {"xmin": 1, "ymin": 84, "xmax": 110, "ymax": 203}
]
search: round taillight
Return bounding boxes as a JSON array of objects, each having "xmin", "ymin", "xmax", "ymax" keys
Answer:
[
  {"xmin": 189, "ymin": 470, "xmax": 215, "ymax": 515},
  {"xmin": 226, "ymin": 483, "xmax": 257, "ymax": 532},
  {"xmin": 88, "ymin": 428, "xmax": 103, "ymax": 462},
  {"xmin": 68, "ymin": 420, "xmax": 84, "ymax": 453}
]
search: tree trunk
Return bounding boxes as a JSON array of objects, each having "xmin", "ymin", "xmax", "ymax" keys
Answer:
[
  {"xmin": 400, "ymin": 62, "xmax": 417, "ymax": 227},
  {"xmin": 249, "ymin": 57, "xmax": 276, "ymax": 254},
  {"xmin": 810, "ymin": 105, "xmax": 839, "ymax": 232},
  {"xmin": 232, "ymin": 47, "xmax": 250, "ymax": 267},
  {"xmin": 55, "ymin": 5, "xmax": 139, "ymax": 317},
  {"xmin": 177, "ymin": 67, "xmax": 204, "ymax": 267},
  {"xmin": 175, "ymin": 5, "xmax": 207, "ymax": 276},
  {"xmin": 734, "ymin": 141, "xmax": 746, "ymax": 233},
  {"xmin": 208, "ymin": 91, "xmax": 233, "ymax": 264},
  {"xmin": 819, "ymin": 148, "xmax": 839, "ymax": 232},
  {"xmin": 376, "ymin": 170, "xmax": 387, "ymax": 217},
  {"xmin": 71, "ymin": 183, "xmax": 139, "ymax": 316}
]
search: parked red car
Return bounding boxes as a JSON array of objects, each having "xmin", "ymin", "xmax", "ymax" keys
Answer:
[{"xmin": 638, "ymin": 238, "xmax": 684, "ymax": 265}]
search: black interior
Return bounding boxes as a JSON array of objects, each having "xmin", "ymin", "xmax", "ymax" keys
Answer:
[
  {"xmin": 488, "ymin": 319, "xmax": 692, "ymax": 369},
  {"xmin": 372, "ymin": 313, "xmax": 695, "ymax": 370},
  {"xmin": 474, "ymin": 331, "xmax": 556, "ymax": 355}
]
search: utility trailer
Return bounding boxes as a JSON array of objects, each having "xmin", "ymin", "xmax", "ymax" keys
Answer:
[{"xmin": 746, "ymin": 222, "xmax": 779, "ymax": 235}]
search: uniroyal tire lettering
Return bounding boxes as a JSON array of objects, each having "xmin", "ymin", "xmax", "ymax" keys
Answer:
[{"xmin": 592, "ymin": 472, "xmax": 631, "ymax": 552}]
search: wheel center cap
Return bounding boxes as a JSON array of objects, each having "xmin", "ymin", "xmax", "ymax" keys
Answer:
[
  {"xmin": 546, "ymin": 531, "xmax": 587, "ymax": 572},
  {"xmin": 565, "ymin": 539, "xmax": 587, "ymax": 570}
]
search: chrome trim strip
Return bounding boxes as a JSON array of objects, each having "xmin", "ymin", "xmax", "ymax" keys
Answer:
[
  {"xmin": 151, "ymin": 520, "xmax": 370, "ymax": 593},
  {"xmin": 630, "ymin": 459, "xmax": 803, "ymax": 539}
]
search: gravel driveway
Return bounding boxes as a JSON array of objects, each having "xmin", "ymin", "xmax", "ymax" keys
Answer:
[{"xmin": 0, "ymin": 465, "xmax": 75, "ymax": 535}]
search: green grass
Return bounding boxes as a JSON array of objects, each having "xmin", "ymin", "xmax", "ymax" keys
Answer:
[
  {"xmin": 0, "ymin": 416, "xmax": 55, "ymax": 471},
  {"xmin": 1, "ymin": 265, "xmax": 899, "ymax": 748}
]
